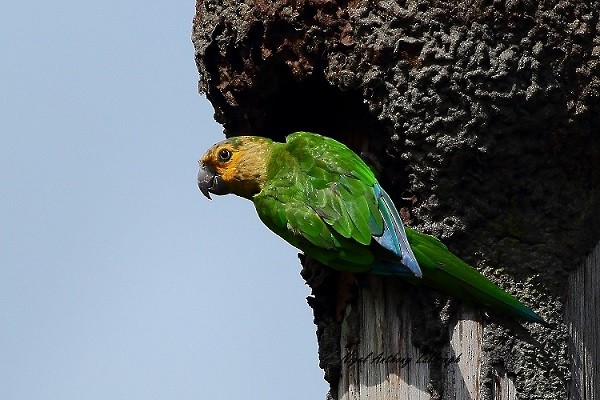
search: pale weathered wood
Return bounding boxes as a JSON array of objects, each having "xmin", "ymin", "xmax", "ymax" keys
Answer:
[
  {"xmin": 339, "ymin": 277, "xmax": 430, "ymax": 400},
  {"xmin": 491, "ymin": 366, "xmax": 517, "ymax": 400},
  {"xmin": 444, "ymin": 309, "xmax": 484, "ymax": 400},
  {"xmin": 566, "ymin": 240, "xmax": 600, "ymax": 400},
  {"xmin": 338, "ymin": 277, "xmax": 489, "ymax": 400}
]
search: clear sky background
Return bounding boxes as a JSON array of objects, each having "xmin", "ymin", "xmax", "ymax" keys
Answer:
[{"xmin": 1, "ymin": 2, "xmax": 327, "ymax": 399}]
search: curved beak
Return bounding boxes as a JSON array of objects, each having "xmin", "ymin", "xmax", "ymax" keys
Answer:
[{"xmin": 197, "ymin": 162, "xmax": 228, "ymax": 199}]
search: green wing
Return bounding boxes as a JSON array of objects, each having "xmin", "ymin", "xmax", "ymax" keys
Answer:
[
  {"xmin": 405, "ymin": 227, "xmax": 544, "ymax": 323},
  {"xmin": 254, "ymin": 132, "xmax": 382, "ymax": 271},
  {"xmin": 253, "ymin": 132, "xmax": 417, "ymax": 276}
]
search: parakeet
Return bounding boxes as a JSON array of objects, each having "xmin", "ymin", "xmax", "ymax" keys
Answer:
[{"xmin": 198, "ymin": 131, "xmax": 543, "ymax": 323}]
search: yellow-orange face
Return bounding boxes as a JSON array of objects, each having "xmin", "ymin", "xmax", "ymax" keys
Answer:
[
  {"xmin": 200, "ymin": 139, "xmax": 244, "ymax": 184},
  {"xmin": 198, "ymin": 136, "xmax": 273, "ymax": 199}
]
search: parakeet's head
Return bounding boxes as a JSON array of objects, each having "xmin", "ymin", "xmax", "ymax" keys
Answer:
[{"xmin": 198, "ymin": 136, "xmax": 274, "ymax": 200}]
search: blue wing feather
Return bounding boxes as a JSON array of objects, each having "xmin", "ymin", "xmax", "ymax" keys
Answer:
[{"xmin": 372, "ymin": 183, "xmax": 422, "ymax": 277}]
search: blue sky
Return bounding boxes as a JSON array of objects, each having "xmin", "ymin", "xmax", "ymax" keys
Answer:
[{"xmin": 1, "ymin": 2, "xmax": 327, "ymax": 399}]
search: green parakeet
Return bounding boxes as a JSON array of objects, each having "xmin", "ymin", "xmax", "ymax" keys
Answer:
[{"xmin": 198, "ymin": 131, "xmax": 543, "ymax": 323}]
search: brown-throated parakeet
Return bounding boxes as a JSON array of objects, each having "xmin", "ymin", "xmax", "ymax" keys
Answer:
[{"xmin": 197, "ymin": 131, "xmax": 543, "ymax": 323}]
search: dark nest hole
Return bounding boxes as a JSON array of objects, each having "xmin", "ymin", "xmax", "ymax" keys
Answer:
[{"xmin": 225, "ymin": 69, "xmax": 387, "ymax": 145}]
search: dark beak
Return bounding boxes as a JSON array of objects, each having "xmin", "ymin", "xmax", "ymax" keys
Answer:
[{"xmin": 197, "ymin": 163, "xmax": 227, "ymax": 199}]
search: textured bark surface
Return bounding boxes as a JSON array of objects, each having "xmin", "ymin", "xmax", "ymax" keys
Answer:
[
  {"xmin": 566, "ymin": 242, "xmax": 600, "ymax": 400},
  {"xmin": 192, "ymin": 1, "xmax": 600, "ymax": 398}
]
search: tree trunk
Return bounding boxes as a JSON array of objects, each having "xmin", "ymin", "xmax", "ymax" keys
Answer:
[
  {"xmin": 192, "ymin": 1, "xmax": 600, "ymax": 399},
  {"xmin": 330, "ymin": 240, "xmax": 600, "ymax": 400},
  {"xmin": 566, "ymin": 241, "xmax": 600, "ymax": 400}
]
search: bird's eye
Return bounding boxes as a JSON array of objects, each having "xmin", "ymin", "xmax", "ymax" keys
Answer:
[{"xmin": 217, "ymin": 148, "xmax": 232, "ymax": 162}]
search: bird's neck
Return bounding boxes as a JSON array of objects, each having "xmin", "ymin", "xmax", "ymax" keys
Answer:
[{"xmin": 230, "ymin": 141, "xmax": 280, "ymax": 199}]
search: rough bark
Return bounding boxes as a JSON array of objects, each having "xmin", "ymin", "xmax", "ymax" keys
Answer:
[
  {"xmin": 566, "ymin": 241, "xmax": 600, "ymax": 400},
  {"xmin": 192, "ymin": 1, "xmax": 600, "ymax": 399}
]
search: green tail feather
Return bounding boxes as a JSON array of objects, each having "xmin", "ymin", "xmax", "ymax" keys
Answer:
[{"xmin": 404, "ymin": 227, "xmax": 544, "ymax": 323}]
